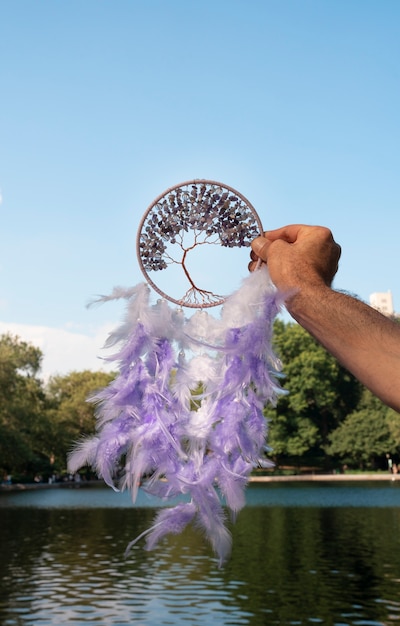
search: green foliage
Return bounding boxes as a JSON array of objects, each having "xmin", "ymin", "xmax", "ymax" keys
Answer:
[
  {"xmin": 0, "ymin": 334, "xmax": 48, "ymax": 476},
  {"xmin": 266, "ymin": 320, "xmax": 363, "ymax": 465},
  {"xmin": 326, "ymin": 389, "xmax": 397, "ymax": 468},
  {"xmin": 386, "ymin": 408, "xmax": 400, "ymax": 448},
  {"xmin": 269, "ymin": 414, "xmax": 319, "ymax": 457},
  {"xmin": 0, "ymin": 333, "xmax": 115, "ymax": 480},
  {"xmin": 2, "ymin": 319, "xmax": 399, "ymax": 480},
  {"xmin": 45, "ymin": 370, "xmax": 115, "ymax": 467}
]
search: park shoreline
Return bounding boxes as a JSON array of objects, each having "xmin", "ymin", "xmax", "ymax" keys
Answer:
[
  {"xmin": 249, "ymin": 473, "xmax": 400, "ymax": 482},
  {"xmin": 1, "ymin": 472, "xmax": 400, "ymax": 492}
]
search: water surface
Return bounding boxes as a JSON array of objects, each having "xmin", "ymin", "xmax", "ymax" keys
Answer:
[{"xmin": 1, "ymin": 482, "xmax": 400, "ymax": 625}]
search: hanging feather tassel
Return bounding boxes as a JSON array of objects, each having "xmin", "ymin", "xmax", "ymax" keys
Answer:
[{"xmin": 68, "ymin": 265, "xmax": 285, "ymax": 566}]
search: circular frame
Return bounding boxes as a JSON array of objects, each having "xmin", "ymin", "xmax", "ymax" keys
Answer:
[{"xmin": 136, "ymin": 179, "xmax": 263, "ymax": 308}]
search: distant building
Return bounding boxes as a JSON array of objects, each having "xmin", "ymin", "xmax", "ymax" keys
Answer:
[{"xmin": 369, "ymin": 291, "xmax": 394, "ymax": 316}]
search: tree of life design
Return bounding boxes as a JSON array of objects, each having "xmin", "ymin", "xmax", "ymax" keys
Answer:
[{"xmin": 136, "ymin": 180, "xmax": 263, "ymax": 308}]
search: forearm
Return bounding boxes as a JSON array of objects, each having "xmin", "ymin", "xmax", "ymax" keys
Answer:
[{"xmin": 287, "ymin": 285, "xmax": 400, "ymax": 412}]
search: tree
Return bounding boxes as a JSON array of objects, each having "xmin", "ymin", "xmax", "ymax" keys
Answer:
[
  {"xmin": 0, "ymin": 334, "xmax": 49, "ymax": 477},
  {"xmin": 45, "ymin": 370, "xmax": 115, "ymax": 469},
  {"xmin": 326, "ymin": 389, "xmax": 395, "ymax": 469},
  {"xmin": 386, "ymin": 407, "xmax": 400, "ymax": 452},
  {"xmin": 265, "ymin": 320, "xmax": 363, "ymax": 466}
]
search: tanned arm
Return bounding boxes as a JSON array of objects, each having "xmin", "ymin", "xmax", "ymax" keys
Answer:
[{"xmin": 250, "ymin": 225, "xmax": 400, "ymax": 412}]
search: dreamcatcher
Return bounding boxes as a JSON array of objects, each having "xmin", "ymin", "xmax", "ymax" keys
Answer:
[{"xmin": 68, "ymin": 180, "xmax": 285, "ymax": 566}]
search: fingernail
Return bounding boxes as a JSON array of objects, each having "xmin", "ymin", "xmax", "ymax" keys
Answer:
[{"xmin": 251, "ymin": 236, "xmax": 266, "ymax": 255}]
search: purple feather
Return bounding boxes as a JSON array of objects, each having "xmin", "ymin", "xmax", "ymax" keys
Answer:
[
  {"xmin": 145, "ymin": 502, "xmax": 197, "ymax": 550},
  {"xmin": 68, "ymin": 266, "xmax": 285, "ymax": 565}
]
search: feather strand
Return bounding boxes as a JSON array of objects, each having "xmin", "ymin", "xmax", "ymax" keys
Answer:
[{"xmin": 68, "ymin": 265, "xmax": 285, "ymax": 565}]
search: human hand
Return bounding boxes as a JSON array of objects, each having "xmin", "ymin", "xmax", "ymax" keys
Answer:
[{"xmin": 249, "ymin": 225, "xmax": 341, "ymax": 294}]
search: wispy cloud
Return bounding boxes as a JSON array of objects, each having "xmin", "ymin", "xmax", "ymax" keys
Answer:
[{"xmin": 0, "ymin": 321, "xmax": 116, "ymax": 380}]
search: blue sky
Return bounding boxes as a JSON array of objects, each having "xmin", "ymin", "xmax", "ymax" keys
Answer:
[{"xmin": 1, "ymin": 0, "xmax": 399, "ymax": 378}]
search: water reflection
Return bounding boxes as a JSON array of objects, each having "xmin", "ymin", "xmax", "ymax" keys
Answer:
[
  {"xmin": 228, "ymin": 505, "xmax": 400, "ymax": 624},
  {"xmin": 1, "ymin": 483, "xmax": 400, "ymax": 625}
]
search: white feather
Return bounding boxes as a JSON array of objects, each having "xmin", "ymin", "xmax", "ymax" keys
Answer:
[
  {"xmin": 171, "ymin": 351, "xmax": 194, "ymax": 408},
  {"xmin": 146, "ymin": 300, "xmax": 188, "ymax": 351},
  {"xmin": 184, "ymin": 310, "xmax": 223, "ymax": 348},
  {"xmin": 221, "ymin": 265, "xmax": 275, "ymax": 328},
  {"xmin": 186, "ymin": 354, "xmax": 219, "ymax": 387},
  {"xmin": 67, "ymin": 437, "xmax": 100, "ymax": 474},
  {"xmin": 186, "ymin": 400, "xmax": 215, "ymax": 440},
  {"xmin": 103, "ymin": 283, "xmax": 152, "ymax": 348}
]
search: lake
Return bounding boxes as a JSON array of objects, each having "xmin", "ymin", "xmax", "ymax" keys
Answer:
[{"xmin": 1, "ymin": 481, "xmax": 400, "ymax": 625}]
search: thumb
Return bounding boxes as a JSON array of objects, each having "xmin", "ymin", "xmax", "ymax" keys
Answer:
[{"xmin": 251, "ymin": 236, "xmax": 270, "ymax": 262}]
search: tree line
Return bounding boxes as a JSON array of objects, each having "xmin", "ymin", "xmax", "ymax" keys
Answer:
[{"xmin": 1, "ymin": 323, "xmax": 399, "ymax": 483}]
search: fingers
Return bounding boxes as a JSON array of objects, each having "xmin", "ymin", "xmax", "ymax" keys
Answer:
[
  {"xmin": 250, "ymin": 236, "xmax": 271, "ymax": 262},
  {"xmin": 262, "ymin": 224, "xmax": 306, "ymax": 244},
  {"xmin": 248, "ymin": 259, "xmax": 262, "ymax": 272},
  {"xmin": 248, "ymin": 224, "xmax": 341, "ymax": 280},
  {"xmin": 250, "ymin": 225, "xmax": 309, "ymax": 263}
]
